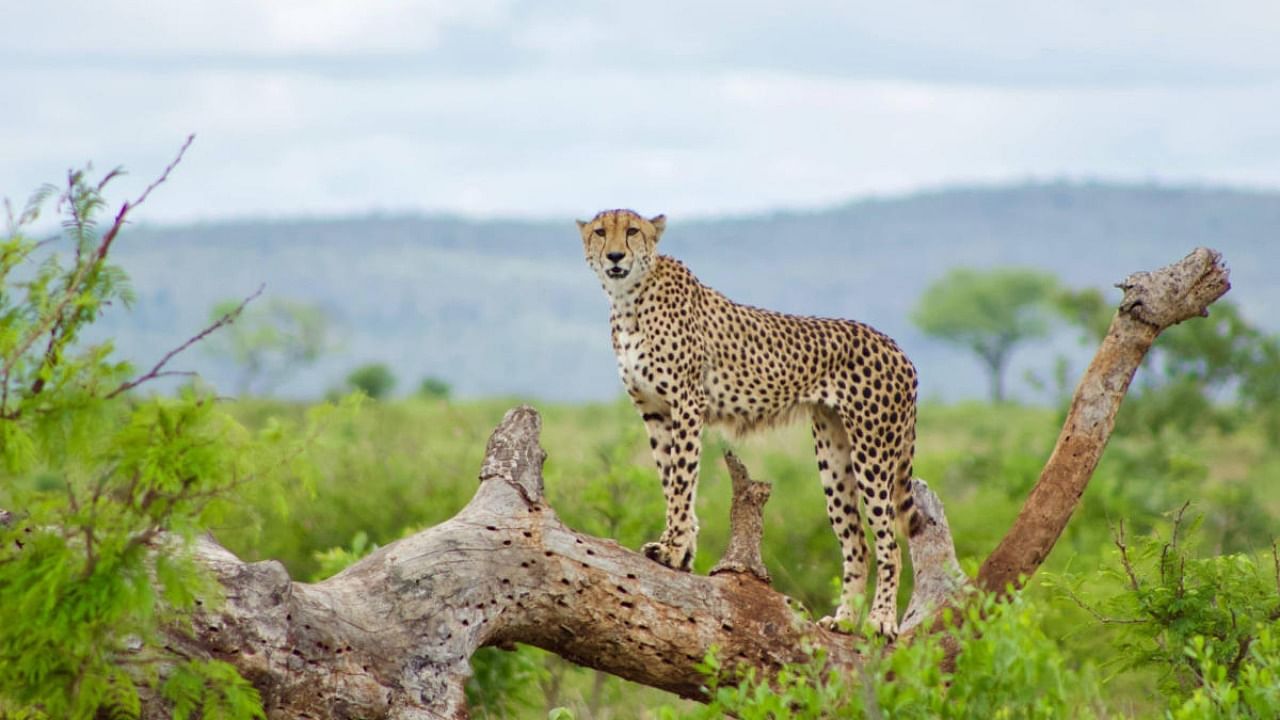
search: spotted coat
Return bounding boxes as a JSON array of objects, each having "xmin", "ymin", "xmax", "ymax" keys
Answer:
[{"xmin": 579, "ymin": 209, "xmax": 922, "ymax": 637}]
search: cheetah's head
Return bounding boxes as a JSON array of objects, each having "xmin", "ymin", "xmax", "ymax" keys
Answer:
[{"xmin": 577, "ymin": 209, "xmax": 666, "ymax": 289}]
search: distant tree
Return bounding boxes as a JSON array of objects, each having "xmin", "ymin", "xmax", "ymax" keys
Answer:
[
  {"xmin": 347, "ymin": 363, "xmax": 397, "ymax": 400},
  {"xmin": 912, "ymin": 268, "xmax": 1059, "ymax": 402},
  {"xmin": 206, "ymin": 298, "xmax": 334, "ymax": 396},
  {"xmin": 418, "ymin": 376, "xmax": 452, "ymax": 400},
  {"xmin": 1053, "ymin": 287, "xmax": 1112, "ymax": 343}
]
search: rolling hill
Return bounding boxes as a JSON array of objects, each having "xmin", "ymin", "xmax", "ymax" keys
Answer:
[{"xmin": 92, "ymin": 181, "xmax": 1280, "ymax": 402}]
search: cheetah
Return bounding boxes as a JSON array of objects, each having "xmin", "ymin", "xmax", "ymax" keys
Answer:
[{"xmin": 579, "ymin": 209, "xmax": 923, "ymax": 638}]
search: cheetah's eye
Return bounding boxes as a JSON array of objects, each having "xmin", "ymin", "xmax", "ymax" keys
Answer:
[
  {"xmin": 593, "ymin": 227, "xmax": 606, "ymax": 237},
  {"xmin": 625, "ymin": 227, "xmax": 639, "ymax": 237}
]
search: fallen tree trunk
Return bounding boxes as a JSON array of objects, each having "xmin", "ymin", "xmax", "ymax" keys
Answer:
[
  {"xmin": 174, "ymin": 409, "xmax": 963, "ymax": 719},
  {"xmin": 150, "ymin": 248, "xmax": 1226, "ymax": 718}
]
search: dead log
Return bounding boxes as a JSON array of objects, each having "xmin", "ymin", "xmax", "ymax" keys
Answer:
[
  {"xmin": 135, "ymin": 247, "xmax": 1225, "ymax": 717},
  {"xmin": 173, "ymin": 406, "xmax": 963, "ymax": 719},
  {"xmin": 977, "ymin": 247, "xmax": 1230, "ymax": 593}
]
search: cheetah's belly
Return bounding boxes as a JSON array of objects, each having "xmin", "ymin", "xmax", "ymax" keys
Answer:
[{"xmin": 702, "ymin": 363, "xmax": 811, "ymax": 434}]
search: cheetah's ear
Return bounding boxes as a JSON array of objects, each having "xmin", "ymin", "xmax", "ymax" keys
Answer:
[
  {"xmin": 576, "ymin": 219, "xmax": 588, "ymax": 231},
  {"xmin": 650, "ymin": 214, "xmax": 667, "ymax": 240}
]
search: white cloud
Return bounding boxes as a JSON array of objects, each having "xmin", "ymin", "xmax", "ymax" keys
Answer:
[
  {"xmin": 1, "ymin": 0, "xmax": 513, "ymax": 55},
  {"xmin": 2, "ymin": 3, "xmax": 1280, "ymax": 221}
]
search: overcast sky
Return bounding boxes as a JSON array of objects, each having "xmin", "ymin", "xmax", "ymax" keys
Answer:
[{"xmin": 4, "ymin": 1, "xmax": 1280, "ymax": 223}]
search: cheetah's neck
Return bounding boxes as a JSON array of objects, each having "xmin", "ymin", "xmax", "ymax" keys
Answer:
[{"xmin": 601, "ymin": 258, "xmax": 660, "ymax": 320}]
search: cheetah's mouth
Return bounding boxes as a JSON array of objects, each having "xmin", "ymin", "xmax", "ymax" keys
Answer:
[{"xmin": 606, "ymin": 266, "xmax": 629, "ymax": 279}]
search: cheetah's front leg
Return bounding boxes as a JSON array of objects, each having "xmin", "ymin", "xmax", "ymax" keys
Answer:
[{"xmin": 641, "ymin": 403, "xmax": 704, "ymax": 572}]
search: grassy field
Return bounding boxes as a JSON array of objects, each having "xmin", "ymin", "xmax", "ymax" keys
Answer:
[{"xmin": 214, "ymin": 396, "xmax": 1280, "ymax": 718}]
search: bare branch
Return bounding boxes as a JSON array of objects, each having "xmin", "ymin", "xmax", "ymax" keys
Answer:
[
  {"xmin": 0, "ymin": 136, "xmax": 197, "ymax": 407},
  {"xmin": 1272, "ymin": 541, "xmax": 1279, "ymax": 602},
  {"xmin": 1114, "ymin": 521, "xmax": 1142, "ymax": 592},
  {"xmin": 1058, "ymin": 583, "xmax": 1144, "ymax": 626},
  {"xmin": 1227, "ymin": 634, "xmax": 1255, "ymax": 679},
  {"xmin": 96, "ymin": 134, "xmax": 195, "ymax": 263},
  {"xmin": 107, "ymin": 284, "xmax": 263, "ymax": 399},
  {"xmin": 1169, "ymin": 500, "xmax": 1192, "ymax": 550},
  {"xmin": 978, "ymin": 248, "xmax": 1230, "ymax": 594}
]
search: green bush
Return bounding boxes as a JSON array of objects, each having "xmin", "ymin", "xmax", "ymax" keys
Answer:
[
  {"xmin": 678, "ymin": 591, "xmax": 1101, "ymax": 720},
  {"xmin": 0, "ymin": 158, "xmax": 284, "ymax": 717},
  {"xmin": 1170, "ymin": 629, "xmax": 1280, "ymax": 719},
  {"xmin": 1049, "ymin": 507, "xmax": 1280, "ymax": 714}
]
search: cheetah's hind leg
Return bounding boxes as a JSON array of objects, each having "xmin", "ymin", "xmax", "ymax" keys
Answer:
[
  {"xmin": 811, "ymin": 405, "xmax": 870, "ymax": 634},
  {"xmin": 840, "ymin": 407, "xmax": 904, "ymax": 641}
]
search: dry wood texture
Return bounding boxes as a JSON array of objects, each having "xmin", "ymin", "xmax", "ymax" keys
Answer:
[{"xmin": 169, "ymin": 407, "xmax": 964, "ymax": 718}]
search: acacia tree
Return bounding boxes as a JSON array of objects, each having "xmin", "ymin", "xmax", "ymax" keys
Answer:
[{"xmin": 912, "ymin": 268, "xmax": 1059, "ymax": 402}]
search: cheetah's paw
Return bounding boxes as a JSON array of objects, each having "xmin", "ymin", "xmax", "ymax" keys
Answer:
[
  {"xmin": 642, "ymin": 541, "xmax": 693, "ymax": 572},
  {"xmin": 817, "ymin": 609, "xmax": 898, "ymax": 641},
  {"xmin": 869, "ymin": 612, "xmax": 899, "ymax": 642},
  {"xmin": 817, "ymin": 615, "xmax": 852, "ymax": 633}
]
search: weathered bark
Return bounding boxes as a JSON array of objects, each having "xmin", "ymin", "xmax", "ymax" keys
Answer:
[
  {"xmin": 166, "ymin": 406, "xmax": 961, "ymax": 718},
  {"xmin": 709, "ymin": 451, "xmax": 772, "ymax": 582},
  {"xmin": 130, "ymin": 247, "xmax": 1226, "ymax": 717},
  {"xmin": 977, "ymin": 247, "xmax": 1230, "ymax": 593}
]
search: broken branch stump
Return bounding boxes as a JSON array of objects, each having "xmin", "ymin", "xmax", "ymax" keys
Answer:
[{"xmin": 710, "ymin": 451, "xmax": 773, "ymax": 582}]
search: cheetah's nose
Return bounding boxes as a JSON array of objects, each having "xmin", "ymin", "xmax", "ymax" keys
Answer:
[{"xmin": 606, "ymin": 252, "xmax": 625, "ymax": 263}]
